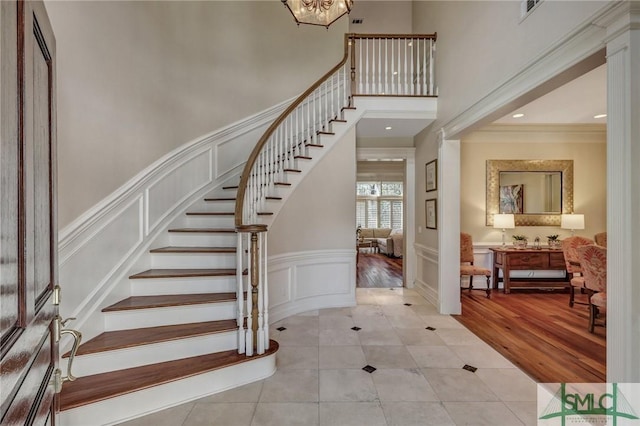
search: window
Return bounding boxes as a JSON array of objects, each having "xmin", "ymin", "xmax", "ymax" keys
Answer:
[{"xmin": 356, "ymin": 181, "xmax": 403, "ymax": 229}]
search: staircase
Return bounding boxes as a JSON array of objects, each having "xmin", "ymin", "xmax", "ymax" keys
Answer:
[
  {"xmin": 58, "ymin": 116, "xmax": 357, "ymax": 425},
  {"xmin": 58, "ymin": 33, "xmax": 437, "ymax": 425}
]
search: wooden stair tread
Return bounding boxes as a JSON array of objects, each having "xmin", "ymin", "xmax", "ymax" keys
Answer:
[
  {"xmin": 222, "ymin": 185, "xmax": 238, "ymax": 190},
  {"xmin": 265, "ymin": 196, "xmax": 282, "ymax": 200},
  {"xmin": 257, "ymin": 212, "xmax": 274, "ymax": 216},
  {"xmin": 168, "ymin": 228, "xmax": 235, "ymax": 233},
  {"xmin": 274, "ymin": 182, "xmax": 292, "ymax": 186},
  {"xmin": 102, "ymin": 293, "xmax": 237, "ymax": 312},
  {"xmin": 64, "ymin": 320, "xmax": 238, "ymax": 357},
  {"xmin": 204, "ymin": 197, "xmax": 236, "ymax": 201},
  {"xmin": 330, "ymin": 118, "xmax": 347, "ymax": 123},
  {"xmin": 305, "ymin": 143, "xmax": 324, "ymax": 148},
  {"xmin": 317, "ymin": 131, "xmax": 335, "ymax": 135},
  {"xmin": 130, "ymin": 268, "xmax": 238, "ymax": 279},
  {"xmin": 59, "ymin": 341, "xmax": 279, "ymax": 411},
  {"xmin": 186, "ymin": 211, "xmax": 234, "ymax": 216},
  {"xmin": 294, "ymin": 155, "xmax": 312, "ymax": 160},
  {"xmin": 283, "ymin": 168, "xmax": 301, "ymax": 173},
  {"xmin": 149, "ymin": 246, "xmax": 236, "ymax": 253}
]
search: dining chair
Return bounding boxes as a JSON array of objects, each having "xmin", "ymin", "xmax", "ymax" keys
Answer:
[
  {"xmin": 594, "ymin": 232, "xmax": 607, "ymax": 247},
  {"xmin": 460, "ymin": 232, "xmax": 491, "ymax": 298},
  {"xmin": 561, "ymin": 236, "xmax": 594, "ymax": 307},
  {"xmin": 577, "ymin": 244, "xmax": 607, "ymax": 333}
]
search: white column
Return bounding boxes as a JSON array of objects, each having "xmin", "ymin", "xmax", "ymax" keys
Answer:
[
  {"xmin": 438, "ymin": 134, "xmax": 461, "ymax": 315},
  {"xmin": 603, "ymin": 3, "xmax": 640, "ymax": 383},
  {"xmin": 404, "ymin": 155, "xmax": 416, "ymax": 289}
]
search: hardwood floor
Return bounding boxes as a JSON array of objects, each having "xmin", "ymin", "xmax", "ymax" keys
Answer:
[
  {"xmin": 455, "ymin": 289, "xmax": 606, "ymax": 383},
  {"xmin": 356, "ymin": 251, "xmax": 403, "ymax": 288}
]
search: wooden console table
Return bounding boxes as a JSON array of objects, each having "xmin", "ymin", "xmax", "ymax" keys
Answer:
[{"xmin": 489, "ymin": 247, "xmax": 569, "ymax": 294}]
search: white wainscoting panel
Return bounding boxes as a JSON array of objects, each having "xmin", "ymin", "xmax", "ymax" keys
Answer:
[
  {"xmin": 146, "ymin": 148, "xmax": 213, "ymax": 234},
  {"xmin": 59, "ymin": 197, "xmax": 143, "ymax": 319},
  {"xmin": 413, "ymin": 243, "xmax": 439, "ymax": 308},
  {"xmin": 56, "ymin": 100, "xmax": 292, "ymax": 345},
  {"xmin": 268, "ymin": 249, "xmax": 356, "ymax": 323}
]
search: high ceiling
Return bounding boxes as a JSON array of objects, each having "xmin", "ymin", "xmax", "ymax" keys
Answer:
[
  {"xmin": 494, "ymin": 64, "xmax": 607, "ymax": 125},
  {"xmin": 355, "ymin": 64, "xmax": 607, "ymax": 139}
]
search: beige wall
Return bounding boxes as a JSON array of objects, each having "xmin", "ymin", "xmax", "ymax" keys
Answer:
[
  {"xmin": 412, "ymin": 1, "xmax": 608, "ymax": 127},
  {"xmin": 349, "ymin": 1, "xmax": 413, "ymax": 33},
  {"xmin": 269, "ymin": 127, "xmax": 356, "ymax": 255},
  {"xmin": 461, "ymin": 124, "xmax": 607, "ymax": 243},
  {"xmin": 44, "ymin": 1, "xmax": 347, "ymax": 228}
]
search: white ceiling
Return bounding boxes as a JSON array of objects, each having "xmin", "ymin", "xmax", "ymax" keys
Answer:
[
  {"xmin": 354, "ymin": 64, "xmax": 607, "ymax": 139},
  {"xmin": 494, "ymin": 64, "xmax": 607, "ymax": 125}
]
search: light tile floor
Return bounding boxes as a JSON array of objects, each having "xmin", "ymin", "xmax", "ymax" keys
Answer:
[{"xmin": 119, "ymin": 288, "xmax": 537, "ymax": 426}]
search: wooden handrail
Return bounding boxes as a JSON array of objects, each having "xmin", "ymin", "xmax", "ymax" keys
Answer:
[
  {"xmin": 234, "ymin": 33, "xmax": 352, "ymax": 227},
  {"xmin": 350, "ymin": 33, "xmax": 437, "ymax": 40}
]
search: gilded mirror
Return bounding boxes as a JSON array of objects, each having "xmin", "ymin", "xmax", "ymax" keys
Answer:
[{"xmin": 486, "ymin": 160, "xmax": 573, "ymax": 226}]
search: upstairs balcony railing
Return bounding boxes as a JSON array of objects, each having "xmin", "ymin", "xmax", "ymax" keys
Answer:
[{"xmin": 235, "ymin": 33, "xmax": 437, "ymax": 356}]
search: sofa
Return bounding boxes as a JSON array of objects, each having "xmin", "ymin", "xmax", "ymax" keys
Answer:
[{"xmin": 359, "ymin": 228, "xmax": 403, "ymax": 257}]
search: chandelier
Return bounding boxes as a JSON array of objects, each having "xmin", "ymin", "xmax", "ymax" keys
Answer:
[{"xmin": 281, "ymin": 0, "xmax": 353, "ymax": 28}]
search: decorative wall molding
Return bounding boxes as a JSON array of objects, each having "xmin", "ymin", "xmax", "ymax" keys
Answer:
[
  {"xmin": 267, "ymin": 249, "xmax": 356, "ymax": 323},
  {"xmin": 441, "ymin": 2, "xmax": 621, "ymax": 139},
  {"xmin": 413, "ymin": 243, "xmax": 439, "ymax": 306},
  {"xmin": 57, "ymin": 99, "xmax": 292, "ymax": 335}
]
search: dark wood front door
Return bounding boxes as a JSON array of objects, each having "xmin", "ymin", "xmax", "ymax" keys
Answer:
[{"xmin": 1, "ymin": 2, "xmax": 58, "ymax": 425}]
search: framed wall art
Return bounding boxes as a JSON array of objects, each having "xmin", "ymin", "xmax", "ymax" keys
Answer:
[
  {"xmin": 425, "ymin": 159, "xmax": 437, "ymax": 192},
  {"xmin": 426, "ymin": 198, "xmax": 437, "ymax": 229}
]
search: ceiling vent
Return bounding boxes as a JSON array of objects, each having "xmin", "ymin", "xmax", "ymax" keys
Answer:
[{"xmin": 352, "ymin": 18, "xmax": 364, "ymax": 24}]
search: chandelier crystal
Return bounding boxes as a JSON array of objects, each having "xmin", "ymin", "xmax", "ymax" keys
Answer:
[{"xmin": 281, "ymin": 0, "xmax": 353, "ymax": 28}]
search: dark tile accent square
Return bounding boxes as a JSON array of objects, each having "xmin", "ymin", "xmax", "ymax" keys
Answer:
[
  {"xmin": 462, "ymin": 364, "xmax": 478, "ymax": 373},
  {"xmin": 425, "ymin": 326, "xmax": 436, "ymax": 331},
  {"xmin": 362, "ymin": 365, "xmax": 377, "ymax": 373},
  {"xmin": 404, "ymin": 303, "xmax": 412, "ymax": 306},
  {"xmin": 276, "ymin": 326, "xmax": 286, "ymax": 331},
  {"xmin": 351, "ymin": 326, "xmax": 362, "ymax": 331}
]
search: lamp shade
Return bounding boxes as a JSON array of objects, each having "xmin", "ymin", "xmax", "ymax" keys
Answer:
[
  {"xmin": 493, "ymin": 214, "xmax": 515, "ymax": 229},
  {"xmin": 281, "ymin": 0, "xmax": 353, "ymax": 28},
  {"xmin": 561, "ymin": 214, "xmax": 585, "ymax": 230}
]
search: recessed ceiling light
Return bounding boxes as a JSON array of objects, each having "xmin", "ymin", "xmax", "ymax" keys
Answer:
[
  {"xmin": 594, "ymin": 114, "xmax": 607, "ymax": 119},
  {"xmin": 512, "ymin": 113, "xmax": 525, "ymax": 118},
  {"xmin": 385, "ymin": 126, "xmax": 393, "ymax": 130}
]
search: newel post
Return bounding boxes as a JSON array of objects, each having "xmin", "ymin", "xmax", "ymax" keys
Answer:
[{"xmin": 237, "ymin": 224, "xmax": 268, "ymax": 356}]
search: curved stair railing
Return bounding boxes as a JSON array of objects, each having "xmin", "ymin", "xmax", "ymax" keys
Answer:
[{"xmin": 235, "ymin": 33, "xmax": 437, "ymax": 356}]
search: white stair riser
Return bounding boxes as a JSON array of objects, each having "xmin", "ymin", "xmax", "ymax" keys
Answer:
[
  {"xmin": 150, "ymin": 252, "xmax": 236, "ymax": 269},
  {"xmin": 71, "ymin": 330, "xmax": 238, "ymax": 377},
  {"xmin": 203, "ymin": 200, "xmax": 236, "ymax": 210},
  {"xmin": 131, "ymin": 276, "xmax": 240, "ymax": 296},
  {"xmin": 169, "ymin": 233, "xmax": 237, "ymax": 246},
  {"xmin": 104, "ymin": 302, "xmax": 236, "ymax": 331},
  {"xmin": 60, "ymin": 353, "xmax": 276, "ymax": 426},
  {"xmin": 184, "ymin": 215, "xmax": 235, "ymax": 228}
]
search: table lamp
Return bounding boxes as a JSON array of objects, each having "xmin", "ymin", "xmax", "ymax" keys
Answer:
[
  {"xmin": 561, "ymin": 213, "xmax": 584, "ymax": 236},
  {"xmin": 494, "ymin": 214, "xmax": 515, "ymax": 247}
]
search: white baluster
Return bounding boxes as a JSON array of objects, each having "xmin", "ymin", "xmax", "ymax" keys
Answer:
[
  {"xmin": 366, "ymin": 37, "xmax": 370, "ymax": 94},
  {"xmin": 422, "ymin": 38, "xmax": 427, "ymax": 95},
  {"xmin": 245, "ymin": 232, "xmax": 253, "ymax": 356},
  {"xmin": 377, "ymin": 37, "xmax": 381, "ymax": 94},
  {"xmin": 257, "ymin": 232, "xmax": 265, "ymax": 355},
  {"xmin": 263, "ymin": 232, "xmax": 269, "ymax": 350},
  {"xmin": 236, "ymin": 232, "xmax": 245, "ymax": 354},
  {"xmin": 429, "ymin": 38, "xmax": 435, "ymax": 96},
  {"xmin": 385, "ymin": 37, "xmax": 389, "ymax": 95},
  {"xmin": 404, "ymin": 37, "xmax": 408, "ymax": 95}
]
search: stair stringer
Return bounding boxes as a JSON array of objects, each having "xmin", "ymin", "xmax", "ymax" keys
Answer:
[{"xmin": 60, "ymin": 352, "xmax": 276, "ymax": 426}]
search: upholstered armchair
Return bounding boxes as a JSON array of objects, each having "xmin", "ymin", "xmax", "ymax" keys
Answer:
[
  {"xmin": 460, "ymin": 232, "xmax": 491, "ymax": 298},
  {"xmin": 594, "ymin": 232, "xmax": 607, "ymax": 247},
  {"xmin": 561, "ymin": 236, "xmax": 594, "ymax": 307},
  {"xmin": 577, "ymin": 244, "xmax": 607, "ymax": 333}
]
